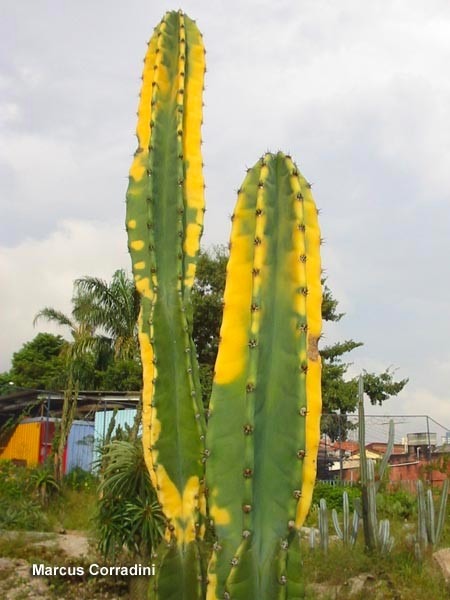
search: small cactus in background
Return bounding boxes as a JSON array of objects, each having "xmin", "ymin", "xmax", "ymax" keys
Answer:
[
  {"xmin": 126, "ymin": 10, "xmax": 207, "ymax": 598},
  {"xmin": 358, "ymin": 375, "xmax": 395, "ymax": 553},
  {"xmin": 205, "ymin": 152, "xmax": 322, "ymax": 599},
  {"xmin": 318, "ymin": 498, "xmax": 329, "ymax": 554},
  {"xmin": 416, "ymin": 478, "xmax": 449, "ymax": 554},
  {"xmin": 331, "ymin": 490, "xmax": 359, "ymax": 547}
]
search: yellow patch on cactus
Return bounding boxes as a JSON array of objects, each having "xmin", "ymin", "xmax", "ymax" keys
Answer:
[
  {"xmin": 130, "ymin": 240, "xmax": 145, "ymax": 251},
  {"xmin": 152, "ymin": 469, "xmax": 200, "ymax": 543},
  {"xmin": 184, "ymin": 222, "xmax": 201, "ymax": 257},
  {"xmin": 214, "ymin": 234, "xmax": 253, "ymax": 385},
  {"xmin": 134, "ymin": 261, "xmax": 146, "ymax": 270},
  {"xmin": 206, "ymin": 556, "xmax": 218, "ymax": 600},
  {"xmin": 296, "ymin": 355, "xmax": 322, "ymax": 527},
  {"xmin": 139, "ymin": 328, "xmax": 157, "ymax": 489},
  {"xmin": 127, "ymin": 219, "xmax": 137, "ymax": 229},
  {"xmin": 184, "ymin": 262, "xmax": 197, "ymax": 289},
  {"xmin": 135, "ymin": 277, "xmax": 153, "ymax": 300}
]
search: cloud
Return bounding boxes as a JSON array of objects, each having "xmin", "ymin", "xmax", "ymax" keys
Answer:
[
  {"xmin": 1, "ymin": 0, "xmax": 449, "ymax": 427},
  {"xmin": 0, "ymin": 219, "xmax": 130, "ymax": 371}
]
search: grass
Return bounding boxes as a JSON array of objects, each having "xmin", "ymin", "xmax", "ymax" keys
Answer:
[
  {"xmin": 301, "ymin": 484, "xmax": 450, "ymax": 599},
  {"xmin": 49, "ymin": 487, "xmax": 98, "ymax": 531},
  {"xmin": 301, "ymin": 536, "xmax": 449, "ymax": 599},
  {"xmin": 0, "ymin": 461, "xmax": 448, "ymax": 598}
]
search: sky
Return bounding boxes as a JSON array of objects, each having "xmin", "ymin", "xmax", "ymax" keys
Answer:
[{"xmin": 1, "ymin": 0, "xmax": 449, "ymax": 437}]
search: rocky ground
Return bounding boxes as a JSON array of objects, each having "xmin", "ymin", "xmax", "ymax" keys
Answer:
[
  {"xmin": 0, "ymin": 530, "xmax": 449, "ymax": 599},
  {"xmin": 0, "ymin": 531, "xmax": 127, "ymax": 599}
]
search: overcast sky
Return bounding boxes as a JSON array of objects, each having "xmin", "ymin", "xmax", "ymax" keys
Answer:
[{"xmin": 1, "ymin": 1, "xmax": 449, "ymax": 436}]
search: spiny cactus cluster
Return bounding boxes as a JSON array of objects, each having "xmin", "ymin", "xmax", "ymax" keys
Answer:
[{"xmin": 126, "ymin": 10, "xmax": 323, "ymax": 599}]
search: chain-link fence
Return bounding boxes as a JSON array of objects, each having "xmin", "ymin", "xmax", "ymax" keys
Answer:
[
  {"xmin": 318, "ymin": 413, "xmax": 450, "ymax": 491},
  {"xmin": 1, "ymin": 392, "xmax": 449, "ymax": 490}
]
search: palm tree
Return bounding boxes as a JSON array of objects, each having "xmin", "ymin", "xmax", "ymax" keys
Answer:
[
  {"xmin": 73, "ymin": 269, "xmax": 140, "ymax": 361},
  {"xmin": 34, "ymin": 269, "xmax": 140, "ymax": 367},
  {"xmin": 96, "ymin": 438, "xmax": 164, "ymax": 598},
  {"xmin": 33, "ymin": 269, "xmax": 140, "ymax": 481}
]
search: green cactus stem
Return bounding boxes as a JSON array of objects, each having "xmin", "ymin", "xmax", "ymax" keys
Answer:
[
  {"xmin": 125, "ymin": 10, "xmax": 206, "ymax": 598},
  {"xmin": 318, "ymin": 498, "xmax": 329, "ymax": 554},
  {"xmin": 417, "ymin": 478, "xmax": 449, "ymax": 550},
  {"xmin": 331, "ymin": 491, "xmax": 359, "ymax": 547},
  {"xmin": 205, "ymin": 152, "xmax": 322, "ymax": 600},
  {"xmin": 358, "ymin": 375, "xmax": 395, "ymax": 553}
]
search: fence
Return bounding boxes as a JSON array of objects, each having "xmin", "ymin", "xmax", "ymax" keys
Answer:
[
  {"xmin": 1, "ymin": 392, "xmax": 449, "ymax": 489},
  {"xmin": 319, "ymin": 413, "xmax": 450, "ymax": 490}
]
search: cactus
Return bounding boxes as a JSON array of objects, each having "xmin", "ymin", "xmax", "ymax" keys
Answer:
[
  {"xmin": 358, "ymin": 375, "xmax": 394, "ymax": 553},
  {"xmin": 318, "ymin": 498, "xmax": 329, "ymax": 554},
  {"xmin": 205, "ymin": 152, "xmax": 322, "ymax": 599},
  {"xmin": 331, "ymin": 491, "xmax": 359, "ymax": 547},
  {"xmin": 126, "ymin": 10, "xmax": 207, "ymax": 598},
  {"xmin": 416, "ymin": 478, "xmax": 449, "ymax": 551}
]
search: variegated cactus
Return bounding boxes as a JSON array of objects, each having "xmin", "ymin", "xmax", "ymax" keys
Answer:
[
  {"xmin": 126, "ymin": 11, "xmax": 323, "ymax": 600},
  {"xmin": 125, "ymin": 10, "xmax": 207, "ymax": 598},
  {"xmin": 205, "ymin": 152, "xmax": 322, "ymax": 599}
]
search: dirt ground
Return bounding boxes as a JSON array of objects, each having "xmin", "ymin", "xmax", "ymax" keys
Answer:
[{"xmin": 0, "ymin": 531, "xmax": 128, "ymax": 599}]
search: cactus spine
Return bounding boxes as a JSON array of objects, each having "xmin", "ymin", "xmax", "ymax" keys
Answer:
[
  {"xmin": 126, "ymin": 10, "xmax": 206, "ymax": 598},
  {"xmin": 205, "ymin": 152, "xmax": 322, "ymax": 599}
]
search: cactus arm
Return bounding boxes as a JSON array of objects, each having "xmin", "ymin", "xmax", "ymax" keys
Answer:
[
  {"xmin": 376, "ymin": 418, "xmax": 394, "ymax": 491},
  {"xmin": 351, "ymin": 509, "xmax": 360, "ymax": 546},
  {"xmin": 331, "ymin": 491, "xmax": 359, "ymax": 547},
  {"xmin": 182, "ymin": 16, "xmax": 206, "ymax": 292},
  {"xmin": 427, "ymin": 488, "xmax": 436, "ymax": 545},
  {"xmin": 435, "ymin": 478, "xmax": 449, "ymax": 546},
  {"xmin": 331, "ymin": 508, "xmax": 343, "ymax": 540},
  {"xmin": 206, "ymin": 152, "xmax": 322, "ymax": 599},
  {"xmin": 417, "ymin": 480, "xmax": 428, "ymax": 548},
  {"xmin": 343, "ymin": 490, "xmax": 349, "ymax": 544},
  {"xmin": 309, "ymin": 527, "xmax": 316, "ymax": 550},
  {"xmin": 126, "ymin": 11, "xmax": 206, "ymax": 597},
  {"xmin": 319, "ymin": 498, "xmax": 329, "ymax": 554}
]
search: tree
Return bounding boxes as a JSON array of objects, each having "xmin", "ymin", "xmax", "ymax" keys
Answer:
[
  {"xmin": 73, "ymin": 269, "xmax": 140, "ymax": 361},
  {"xmin": 32, "ymin": 270, "xmax": 141, "ymax": 482},
  {"xmin": 4, "ymin": 333, "xmax": 68, "ymax": 391},
  {"xmin": 191, "ymin": 247, "xmax": 408, "ymax": 432},
  {"xmin": 33, "ymin": 269, "xmax": 141, "ymax": 385},
  {"xmin": 191, "ymin": 246, "xmax": 228, "ymax": 406}
]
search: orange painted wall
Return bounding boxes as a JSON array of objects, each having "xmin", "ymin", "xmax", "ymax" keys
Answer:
[{"xmin": 0, "ymin": 422, "xmax": 41, "ymax": 466}]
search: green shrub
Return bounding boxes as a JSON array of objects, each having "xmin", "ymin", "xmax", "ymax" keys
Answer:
[
  {"xmin": 0, "ymin": 461, "xmax": 50, "ymax": 530},
  {"xmin": 63, "ymin": 466, "xmax": 98, "ymax": 491},
  {"xmin": 376, "ymin": 489, "xmax": 416, "ymax": 520},
  {"xmin": 312, "ymin": 483, "xmax": 361, "ymax": 512}
]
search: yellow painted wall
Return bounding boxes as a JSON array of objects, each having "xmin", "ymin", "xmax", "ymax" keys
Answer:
[{"xmin": 0, "ymin": 422, "xmax": 41, "ymax": 466}]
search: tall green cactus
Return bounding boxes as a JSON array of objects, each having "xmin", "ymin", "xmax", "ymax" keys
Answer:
[
  {"xmin": 125, "ymin": 10, "xmax": 207, "ymax": 598},
  {"xmin": 205, "ymin": 152, "xmax": 322, "ymax": 600}
]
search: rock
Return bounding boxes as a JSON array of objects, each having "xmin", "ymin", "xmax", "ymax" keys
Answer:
[
  {"xmin": 433, "ymin": 547, "xmax": 450, "ymax": 582},
  {"xmin": 346, "ymin": 573, "xmax": 376, "ymax": 596},
  {"xmin": 307, "ymin": 582, "xmax": 342, "ymax": 599}
]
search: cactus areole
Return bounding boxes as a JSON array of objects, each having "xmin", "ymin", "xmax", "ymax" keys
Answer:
[{"xmin": 205, "ymin": 152, "xmax": 322, "ymax": 599}]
